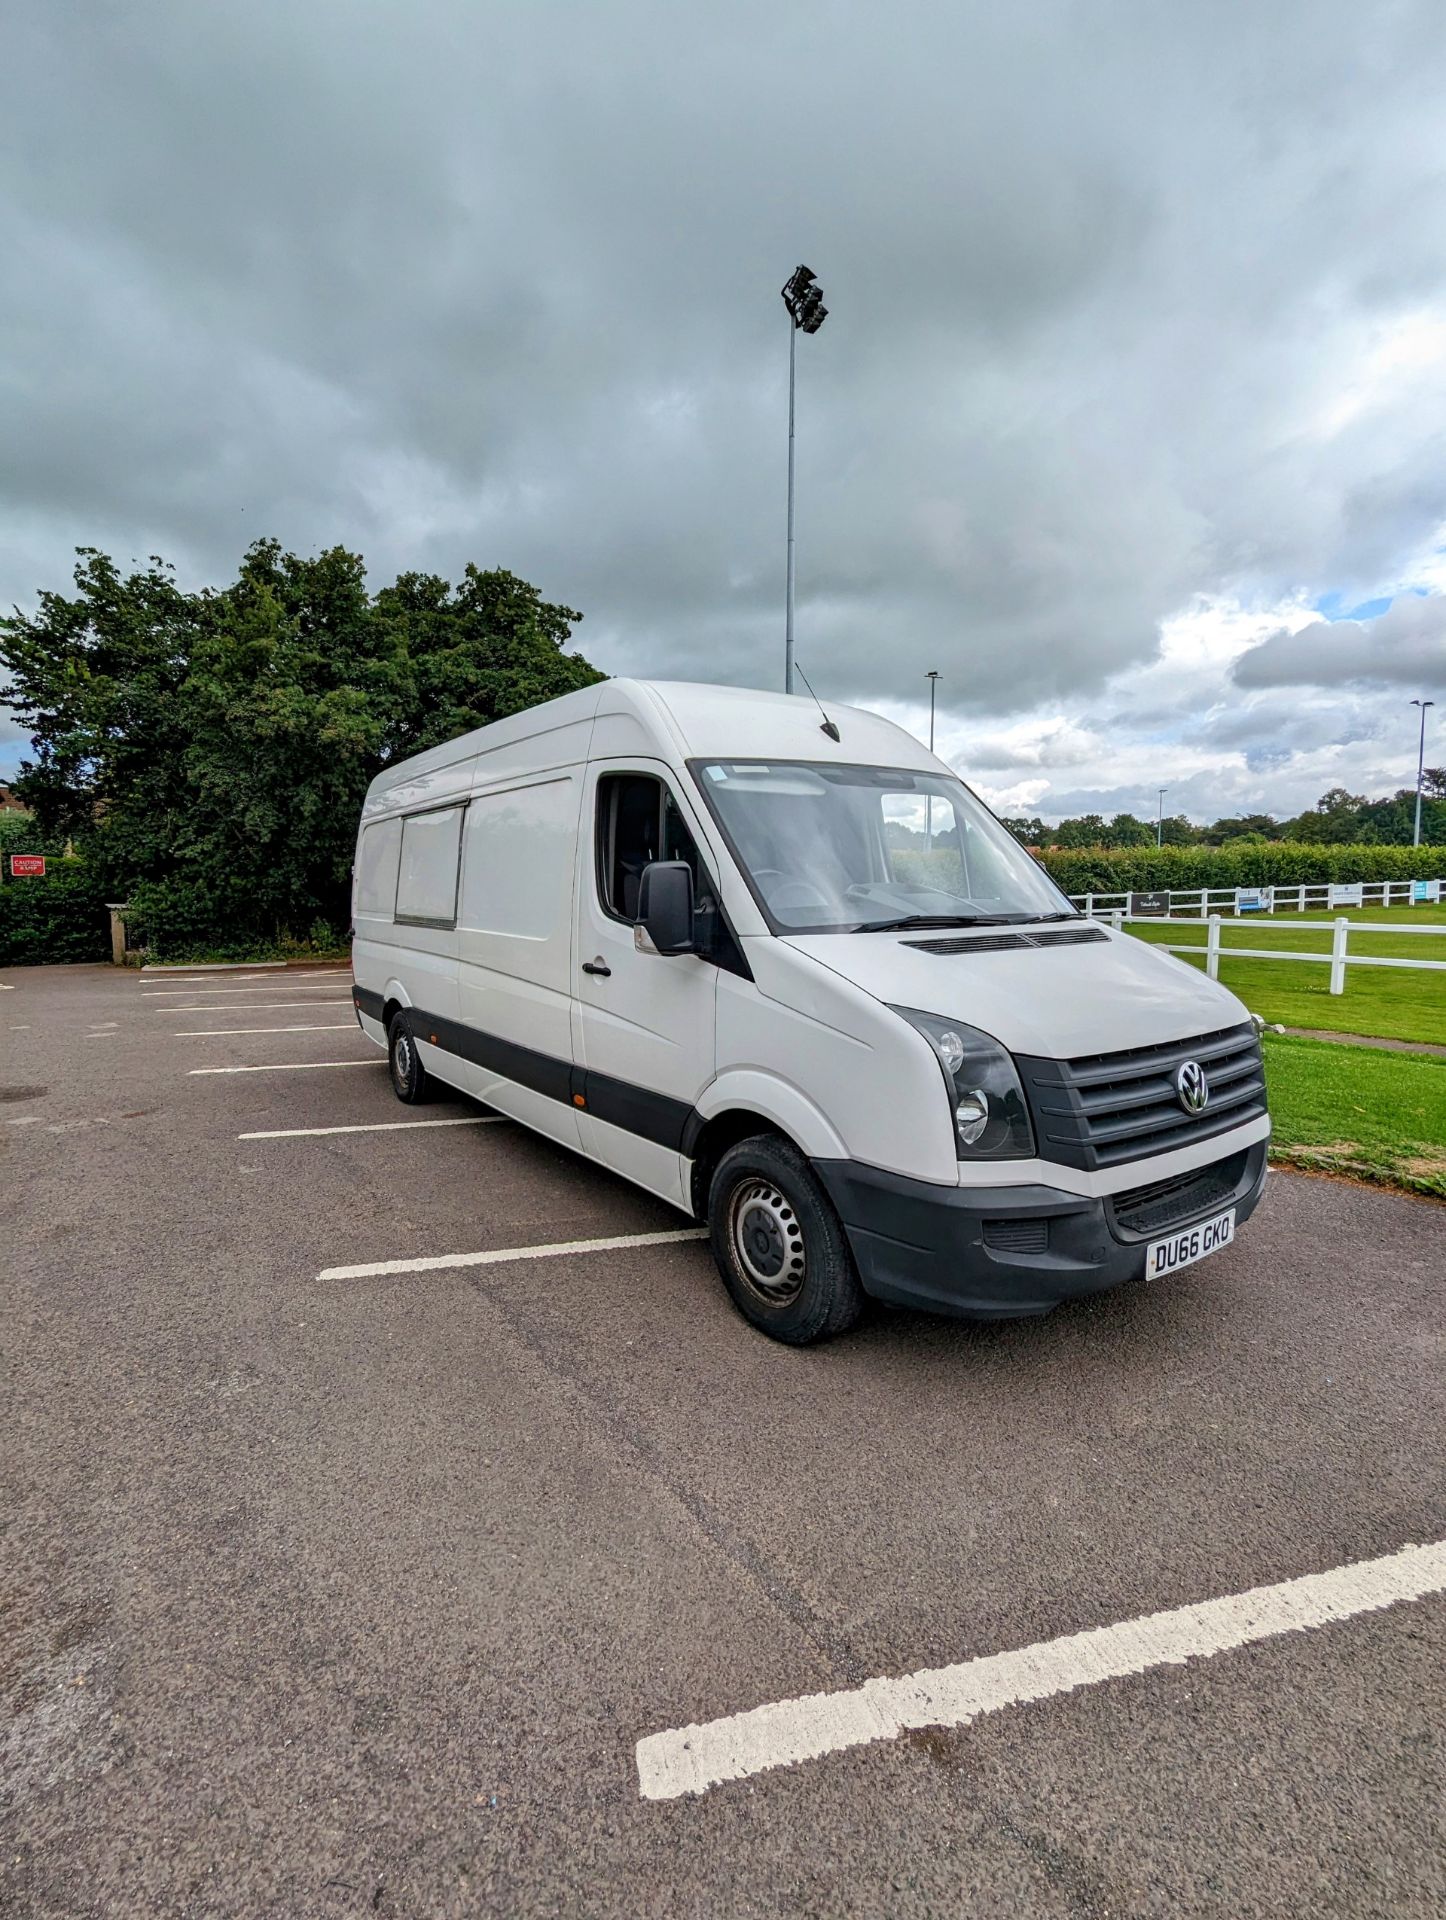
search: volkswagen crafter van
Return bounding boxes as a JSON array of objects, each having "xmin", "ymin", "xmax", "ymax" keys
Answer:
[{"xmin": 351, "ymin": 680, "xmax": 1268, "ymax": 1344}]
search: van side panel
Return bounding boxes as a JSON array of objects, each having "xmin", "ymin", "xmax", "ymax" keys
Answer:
[
  {"xmin": 456, "ymin": 769, "xmax": 585, "ymax": 1148},
  {"xmin": 352, "ymin": 778, "xmax": 471, "ymax": 1099}
]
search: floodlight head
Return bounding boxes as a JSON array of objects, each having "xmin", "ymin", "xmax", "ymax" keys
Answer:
[
  {"xmin": 783, "ymin": 265, "xmax": 827, "ymax": 329},
  {"xmin": 781, "ymin": 265, "xmax": 815, "ymax": 306}
]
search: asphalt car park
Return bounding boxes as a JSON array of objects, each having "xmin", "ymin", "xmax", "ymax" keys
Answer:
[{"xmin": 4, "ymin": 962, "xmax": 1444, "ymax": 1918}]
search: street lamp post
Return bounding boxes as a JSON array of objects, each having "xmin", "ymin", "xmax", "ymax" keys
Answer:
[
  {"xmin": 781, "ymin": 266, "xmax": 828, "ymax": 695},
  {"xmin": 1157, "ymin": 787, "xmax": 1167, "ymax": 849},
  {"xmin": 1411, "ymin": 698, "xmax": 1435, "ymax": 847},
  {"xmin": 925, "ymin": 670, "xmax": 941, "ymax": 851}
]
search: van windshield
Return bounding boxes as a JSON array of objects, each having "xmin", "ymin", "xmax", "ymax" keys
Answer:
[{"xmin": 691, "ymin": 760, "xmax": 1076, "ymax": 933}]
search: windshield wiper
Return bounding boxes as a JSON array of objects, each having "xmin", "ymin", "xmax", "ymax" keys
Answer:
[
  {"xmin": 850, "ymin": 913, "xmax": 995, "ymax": 933},
  {"xmin": 850, "ymin": 910, "xmax": 1080, "ymax": 933}
]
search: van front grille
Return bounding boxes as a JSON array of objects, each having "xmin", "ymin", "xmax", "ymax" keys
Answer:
[
  {"xmin": 1017, "ymin": 1024, "xmax": 1266, "ymax": 1171},
  {"xmin": 981, "ymin": 1217, "xmax": 1050, "ymax": 1253},
  {"xmin": 1107, "ymin": 1151, "xmax": 1249, "ymax": 1239}
]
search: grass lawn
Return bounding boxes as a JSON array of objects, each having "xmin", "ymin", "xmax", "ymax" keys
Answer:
[
  {"xmin": 1262, "ymin": 1033, "xmax": 1446, "ymax": 1198},
  {"xmin": 1127, "ymin": 903, "xmax": 1446, "ymax": 1044}
]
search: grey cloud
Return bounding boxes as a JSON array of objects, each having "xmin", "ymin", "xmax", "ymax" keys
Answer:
[
  {"xmin": 3, "ymin": 0, "xmax": 1446, "ymax": 777},
  {"xmin": 1233, "ymin": 595, "xmax": 1446, "ymax": 691}
]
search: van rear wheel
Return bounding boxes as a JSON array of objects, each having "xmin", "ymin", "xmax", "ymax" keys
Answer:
[
  {"xmin": 708, "ymin": 1135, "xmax": 864, "ymax": 1345},
  {"xmin": 387, "ymin": 1015, "xmax": 432, "ymax": 1104}
]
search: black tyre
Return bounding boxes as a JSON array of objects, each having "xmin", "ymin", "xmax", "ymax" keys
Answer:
[
  {"xmin": 387, "ymin": 1014, "xmax": 432, "ymax": 1104},
  {"xmin": 708, "ymin": 1134, "xmax": 865, "ymax": 1345}
]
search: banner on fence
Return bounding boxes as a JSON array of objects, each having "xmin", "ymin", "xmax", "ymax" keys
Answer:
[
  {"xmin": 1329, "ymin": 882, "xmax": 1365, "ymax": 908},
  {"xmin": 1235, "ymin": 886, "xmax": 1273, "ymax": 913},
  {"xmin": 1129, "ymin": 890, "xmax": 1171, "ymax": 916},
  {"xmin": 1411, "ymin": 879, "xmax": 1441, "ymax": 904}
]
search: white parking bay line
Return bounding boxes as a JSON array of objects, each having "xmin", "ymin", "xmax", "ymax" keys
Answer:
[
  {"xmin": 636, "ymin": 1537, "xmax": 1446, "ymax": 1801},
  {"xmin": 143, "ymin": 984, "xmax": 347, "ymax": 998},
  {"xmin": 189, "ymin": 1060, "xmax": 384, "ymax": 1076},
  {"xmin": 240, "ymin": 1115, "xmax": 507, "ymax": 1139},
  {"xmin": 318, "ymin": 1227, "xmax": 707, "ymax": 1281},
  {"xmin": 177, "ymin": 1023, "xmax": 356, "ymax": 1036},
  {"xmin": 147, "ymin": 1001, "xmax": 353, "ymax": 1013}
]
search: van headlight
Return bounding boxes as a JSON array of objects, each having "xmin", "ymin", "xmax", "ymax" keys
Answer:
[{"xmin": 890, "ymin": 1008, "xmax": 1035, "ymax": 1160}]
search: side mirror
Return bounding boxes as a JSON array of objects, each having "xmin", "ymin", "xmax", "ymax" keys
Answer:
[{"xmin": 636, "ymin": 860, "xmax": 696, "ymax": 955}]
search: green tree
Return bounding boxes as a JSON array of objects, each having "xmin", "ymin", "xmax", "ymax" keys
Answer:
[
  {"xmin": 1053, "ymin": 813, "xmax": 1108, "ymax": 848},
  {"xmin": 1287, "ymin": 787, "xmax": 1368, "ymax": 843},
  {"xmin": 0, "ymin": 541, "xmax": 602, "ymax": 952},
  {"xmin": 1202, "ymin": 811, "xmax": 1280, "ymax": 844},
  {"xmin": 999, "ymin": 815, "xmax": 1047, "ymax": 847},
  {"xmin": 1103, "ymin": 811, "xmax": 1155, "ymax": 847}
]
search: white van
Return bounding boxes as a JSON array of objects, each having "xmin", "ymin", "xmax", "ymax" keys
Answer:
[{"xmin": 351, "ymin": 680, "xmax": 1268, "ymax": 1344}]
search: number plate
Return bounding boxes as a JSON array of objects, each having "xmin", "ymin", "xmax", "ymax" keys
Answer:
[{"xmin": 1144, "ymin": 1207, "xmax": 1235, "ymax": 1280}]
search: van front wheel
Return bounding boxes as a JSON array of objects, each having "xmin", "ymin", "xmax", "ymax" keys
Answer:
[
  {"xmin": 708, "ymin": 1136, "xmax": 864, "ymax": 1345},
  {"xmin": 387, "ymin": 1016, "xmax": 432, "ymax": 1104}
]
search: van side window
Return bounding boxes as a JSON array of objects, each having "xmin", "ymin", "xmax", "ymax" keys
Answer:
[
  {"xmin": 396, "ymin": 804, "xmax": 465, "ymax": 926},
  {"xmin": 354, "ymin": 817, "xmax": 402, "ymax": 919},
  {"xmin": 597, "ymin": 773, "xmax": 716, "ymax": 922}
]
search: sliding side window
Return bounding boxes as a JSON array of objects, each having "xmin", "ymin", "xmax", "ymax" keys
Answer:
[{"xmin": 395, "ymin": 805, "xmax": 465, "ymax": 928}]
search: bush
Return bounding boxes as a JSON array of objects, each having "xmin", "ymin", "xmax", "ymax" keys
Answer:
[
  {"xmin": 0, "ymin": 858, "xmax": 111, "ymax": 964},
  {"xmin": 1038, "ymin": 842, "xmax": 1446, "ymax": 896},
  {"xmin": 124, "ymin": 875, "xmax": 349, "ymax": 964},
  {"xmin": 0, "ymin": 810, "xmax": 47, "ymax": 857}
]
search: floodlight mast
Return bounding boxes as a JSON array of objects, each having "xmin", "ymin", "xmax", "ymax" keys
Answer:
[
  {"xmin": 1411, "ymin": 698, "xmax": 1435, "ymax": 847},
  {"xmin": 781, "ymin": 266, "xmax": 828, "ymax": 695}
]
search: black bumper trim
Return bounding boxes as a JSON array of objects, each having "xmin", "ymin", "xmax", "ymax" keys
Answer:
[
  {"xmin": 813, "ymin": 1140, "xmax": 1268, "ymax": 1319},
  {"xmin": 356, "ymin": 994, "xmax": 696, "ymax": 1153},
  {"xmin": 353, "ymin": 984, "xmax": 385, "ymax": 1022}
]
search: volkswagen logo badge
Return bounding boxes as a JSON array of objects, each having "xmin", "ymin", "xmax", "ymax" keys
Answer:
[{"xmin": 1176, "ymin": 1059, "xmax": 1209, "ymax": 1114}]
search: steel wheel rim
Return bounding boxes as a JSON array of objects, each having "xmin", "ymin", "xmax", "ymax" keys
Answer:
[
  {"xmin": 393, "ymin": 1031, "xmax": 412, "ymax": 1086},
  {"xmin": 729, "ymin": 1177, "xmax": 806, "ymax": 1307}
]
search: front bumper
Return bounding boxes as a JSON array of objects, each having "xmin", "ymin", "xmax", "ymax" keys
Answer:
[{"xmin": 813, "ymin": 1140, "xmax": 1268, "ymax": 1319}]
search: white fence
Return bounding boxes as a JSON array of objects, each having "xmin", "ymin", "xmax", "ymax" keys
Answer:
[
  {"xmin": 1075, "ymin": 901, "xmax": 1446, "ymax": 997},
  {"xmin": 1069, "ymin": 879, "xmax": 1444, "ymax": 919}
]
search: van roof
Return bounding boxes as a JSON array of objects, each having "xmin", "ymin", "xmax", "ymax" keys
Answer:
[{"xmin": 364, "ymin": 677, "xmax": 941, "ymax": 805}]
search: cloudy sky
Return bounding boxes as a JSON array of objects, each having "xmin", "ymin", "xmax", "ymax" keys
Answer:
[{"xmin": 3, "ymin": 0, "xmax": 1444, "ymax": 820}]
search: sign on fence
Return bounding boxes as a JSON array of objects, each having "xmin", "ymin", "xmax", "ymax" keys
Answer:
[
  {"xmin": 1329, "ymin": 882, "xmax": 1364, "ymax": 908},
  {"xmin": 7, "ymin": 854, "xmax": 45, "ymax": 877},
  {"xmin": 1412, "ymin": 879, "xmax": 1441, "ymax": 904},
  {"xmin": 1129, "ymin": 890, "xmax": 1171, "ymax": 916},
  {"xmin": 1235, "ymin": 886, "xmax": 1273, "ymax": 913}
]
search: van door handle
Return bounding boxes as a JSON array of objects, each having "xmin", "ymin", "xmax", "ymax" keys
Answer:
[{"xmin": 581, "ymin": 957, "xmax": 611, "ymax": 977}]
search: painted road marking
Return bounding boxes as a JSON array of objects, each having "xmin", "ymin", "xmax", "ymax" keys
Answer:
[
  {"xmin": 635, "ymin": 1538, "xmax": 1446, "ymax": 1801},
  {"xmin": 144, "ymin": 1006, "xmax": 353, "ymax": 1021},
  {"xmin": 142, "ymin": 962, "xmax": 284, "ymax": 974},
  {"xmin": 240, "ymin": 1116, "xmax": 507, "ymax": 1139},
  {"xmin": 318, "ymin": 1227, "xmax": 707, "ymax": 1281},
  {"xmin": 142, "ymin": 984, "xmax": 347, "ymax": 998},
  {"xmin": 176, "ymin": 1023, "xmax": 356, "ymax": 1036},
  {"xmin": 142, "ymin": 972, "xmax": 286, "ymax": 984},
  {"xmin": 189, "ymin": 1060, "xmax": 385, "ymax": 1076}
]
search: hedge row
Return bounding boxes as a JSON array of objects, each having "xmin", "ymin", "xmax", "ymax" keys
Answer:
[
  {"xmin": 0, "ymin": 860, "xmax": 112, "ymax": 965},
  {"xmin": 1036, "ymin": 842, "xmax": 1446, "ymax": 895},
  {"xmin": 124, "ymin": 875, "xmax": 346, "ymax": 964}
]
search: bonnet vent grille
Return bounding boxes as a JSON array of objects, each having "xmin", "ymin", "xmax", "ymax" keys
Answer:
[{"xmin": 903, "ymin": 925, "xmax": 1110, "ymax": 957}]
